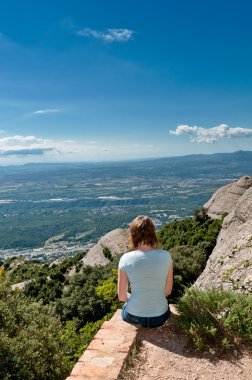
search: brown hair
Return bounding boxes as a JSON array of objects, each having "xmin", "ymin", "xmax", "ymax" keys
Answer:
[{"xmin": 129, "ymin": 215, "xmax": 160, "ymax": 250}]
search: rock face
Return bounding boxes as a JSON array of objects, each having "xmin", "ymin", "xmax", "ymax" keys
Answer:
[
  {"xmin": 11, "ymin": 280, "xmax": 32, "ymax": 291},
  {"xmin": 81, "ymin": 228, "xmax": 129, "ymax": 266},
  {"xmin": 195, "ymin": 176, "xmax": 252, "ymax": 293},
  {"xmin": 204, "ymin": 176, "xmax": 252, "ymax": 219}
]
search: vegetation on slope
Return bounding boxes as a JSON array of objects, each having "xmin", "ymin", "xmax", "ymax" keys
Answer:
[
  {"xmin": 1, "ymin": 207, "xmax": 251, "ymax": 379},
  {"xmin": 158, "ymin": 208, "xmax": 224, "ymax": 299},
  {"xmin": 177, "ymin": 288, "xmax": 252, "ymax": 351},
  {"xmin": 0, "ymin": 268, "xmax": 69, "ymax": 380}
]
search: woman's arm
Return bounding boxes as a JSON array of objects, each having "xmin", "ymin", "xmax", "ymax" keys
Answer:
[
  {"xmin": 118, "ymin": 269, "xmax": 129, "ymax": 302},
  {"xmin": 165, "ymin": 263, "xmax": 173, "ymax": 296}
]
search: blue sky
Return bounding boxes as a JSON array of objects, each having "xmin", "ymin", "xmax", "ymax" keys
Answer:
[{"xmin": 0, "ymin": 0, "xmax": 252, "ymax": 164}]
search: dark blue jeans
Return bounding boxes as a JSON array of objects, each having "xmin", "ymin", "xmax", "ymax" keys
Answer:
[{"xmin": 121, "ymin": 303, "xmax": 171, "ymax": 328}]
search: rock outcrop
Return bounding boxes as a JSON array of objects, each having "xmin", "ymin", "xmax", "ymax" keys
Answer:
[
  {"xmin": 11, "ymin": 280, "xmax": 32, "ymax": 291},
  {"xmin": 195, "ymin": 176, "xmax": 252, "ymax": 293},
  {"xmin": 81, "ymin": 228, "xmax": 129, "ymax": 266},
  {"xmin": 204, "ymin": 176, "xmax": 252, "ymax": 219}
]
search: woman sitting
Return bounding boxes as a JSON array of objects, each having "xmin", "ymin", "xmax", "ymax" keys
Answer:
[{"xmin": 118, "ymin": 215, "xmax": 173, "ymax": 328}]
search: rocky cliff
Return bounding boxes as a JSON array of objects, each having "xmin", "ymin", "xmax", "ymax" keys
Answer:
[
  {"xmin": 195, "ymin": 176, "xmax": 252, "ymax": 293},
  {"xmin": 81, "ymin": 228, "xmax": 129, "ymax": 266}
]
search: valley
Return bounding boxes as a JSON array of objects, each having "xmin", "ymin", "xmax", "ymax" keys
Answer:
[{"xmin": 0, "ymin": 151, "xmax": 251, "ymax": 261}]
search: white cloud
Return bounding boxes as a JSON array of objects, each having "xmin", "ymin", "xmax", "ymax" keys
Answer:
[
  {"xmin": 0, "ymin": 135, "xmax": 57, "ymax": 158},
  {"xmin": 0, "ymin": 134, "xmax": 108, "ymax": 160},
  {"xmin": 76, "ymin": 28, "xmax": 134, "ymax": 42},
  {"xmin": 170, "ymin": 124, "xmax": 252, "ymax": 143},
  {"xmin": 0, "ymin": 134, "xmax": 162, "ymax": 164},
  {"xmin": 33, "ymin": 109, "xmax": 60, "ymax": 115},
  {"xmin": 0, "ymin": 148, "xmax": 54, "ymax": 156},
  {"xmin": 0, "ymin": 135, "xmax": 52, "ymax": 147}
]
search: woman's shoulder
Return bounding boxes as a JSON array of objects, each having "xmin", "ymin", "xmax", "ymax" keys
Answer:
[
  {"xmin": 118, "ymin": 250, "xmax": 136, "ymax": 266},
  {"xmin": 154, "ymin": 248, "xmax": 171, "ymax": 255},
  {"xmin": 154, "ymin": 249, "xmax": 172, "ymax": 261},
  {"xmin": 120, "ymin": 250, "xmax": 136, "ymax": 260}
]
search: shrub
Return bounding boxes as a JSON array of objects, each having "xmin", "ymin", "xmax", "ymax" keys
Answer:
[
  {"xmin": 177, "ymin": 288, "xmax": 252, "ymax": 351},
  {"xmin": 103, "ymin": 246, "xmax": 113, "ymax": 261},
  {"xmin": 96, "ymin": 269, "xmax": 121, "ymax": 309},
  {"xmin": 158, "ymin": 208, "xmax": 223, "ymax": 299},
  {"xmin": 58, "ymin": 269, "xmax": 119, "ymax": 366},
  {"xmin": 158, "ymin": 208, "xmax": 222, "ymax": 252},
  {"xmin": 0, "ymin": 280, "xmax": 69, "ymax": 380},
  {"xmin": 170, "ymin": 245, "xmax": 207, "ymax": 300},
  {"xmin": 58, "ymin": 317, "xmax": 106, "ymax": 366},
  {"xmin": 56, "ymin": 264, "xmax": 116, "ymax": 328}
]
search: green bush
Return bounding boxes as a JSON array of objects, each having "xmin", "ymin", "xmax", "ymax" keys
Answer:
[
  {"xmin": 9, "ymin": 261, "xmax": 46, "ymax": 284},
  {"xmin": 59, "ymin": 316, "xmax": 110, "ymax": 367},
  {"xmin": 170, "ymin": 245, "xmax": 207, "ymax": 299},
  {"xmin": 177, "ymin": 288, "xmax": 252, "ymax": 351},
  {"xmin": 158, "ymin": 208, "xmax": 223, "ymax": 299},
  {"xmin": 58, "ymin": 269, "xmax": 120, "ymax": 367},
  {"xmin": 96, "ymin": 269, "xmax": 121, "ymax": 309},
  {"xmin": 0, "ymin": 279, "xmax": 69, "ymax": 380},
  {"xmin": 103, "ymin": 246, "xmax": 113, "ymax": 261},
  {"xmin": 24, "ymin": 275, "xmax": 64, "ymax": 304},
  {"xmin": 55, "ymin": 263, "xmax": 118, "ymax": 329},
  {"xmin": 158, "ymin": 208, "xmax": 222, "ymax": 252}
]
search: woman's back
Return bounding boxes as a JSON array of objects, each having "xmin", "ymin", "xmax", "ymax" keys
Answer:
[{"xmin": 119, "ymin": 249, "xmax": 172, "ymax": 317}]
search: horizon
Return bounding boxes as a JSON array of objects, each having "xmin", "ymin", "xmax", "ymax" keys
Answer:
[
  {"xmin": 0, "ymin": 149, "xmax": 251, "ymax": 168},
  {"xmin": 1, "ymin": 0, "xmax": 252, "ymax": 165}
]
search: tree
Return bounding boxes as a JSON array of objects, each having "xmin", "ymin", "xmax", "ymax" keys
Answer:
[
  {"xmin": 193, "ymin": 207, "xmax": 209, "ymax": 223},
  {"xmin": 103, "ymin": 246, "xmax": 113, "ymax": 261},
  {"xmin": 170, "ymin": 245, "xmax": 207, "ymax": 299},
  {"xmin": 158, "ymin": 209, "xmax": 223, "ymax": 300},
  {"xmin": 0, "ymin": 280, "xmax": 69, "ymax": 380}
]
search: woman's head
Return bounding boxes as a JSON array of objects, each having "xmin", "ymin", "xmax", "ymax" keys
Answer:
[{"xmin": 129, "ymin": 215, "xmax": 160, "ymax": 250}]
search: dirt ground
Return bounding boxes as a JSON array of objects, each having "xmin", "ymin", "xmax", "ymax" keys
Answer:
[{"xmin": 121, "ymin": 318, "xmax": 252, "ymax": 380}]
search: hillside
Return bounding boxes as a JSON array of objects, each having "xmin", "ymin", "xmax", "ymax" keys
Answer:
[
  {"xmin": 195, "ymin": 176, "xmax": 252, "ymax": 293},
  {"xmin": 80, "ymin": 228, "xmax": 129, "ymax": 266}
]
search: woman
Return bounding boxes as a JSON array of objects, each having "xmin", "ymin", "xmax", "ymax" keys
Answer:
[{"xmin": 118, "ymin": 215, "xmax": 173, "ymax": 328}]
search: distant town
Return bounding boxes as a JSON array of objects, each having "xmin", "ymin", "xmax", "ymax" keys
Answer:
[{"xmin": 0, "ymin": 241, "xmax": 94, "ymax": 263}]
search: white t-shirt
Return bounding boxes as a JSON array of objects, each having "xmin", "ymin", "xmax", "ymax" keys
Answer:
[{"xmin": 119, "ymin": 249, "xmax": 172, "ymax": 317}]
